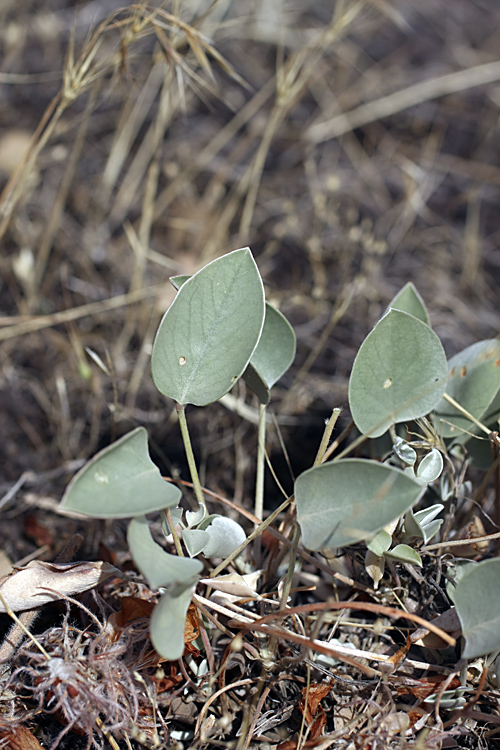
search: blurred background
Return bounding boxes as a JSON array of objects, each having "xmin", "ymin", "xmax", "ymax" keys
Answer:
[{"xmin": 1, "ymin": 0, "xmax": 499, "ymax": 558}]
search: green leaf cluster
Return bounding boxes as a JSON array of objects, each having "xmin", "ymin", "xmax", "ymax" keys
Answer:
[{"xmin": 60, "ymin": 259, "xmax": 500, "ymax": 666}]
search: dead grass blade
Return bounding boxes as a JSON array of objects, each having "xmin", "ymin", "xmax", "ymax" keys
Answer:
[{"xmin": 307, "ymin": 58, "xmax": 500, "ymax": 143}]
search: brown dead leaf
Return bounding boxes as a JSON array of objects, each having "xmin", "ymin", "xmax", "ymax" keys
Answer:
[
  {"xmin": 386, "ymin": 634, "xmax": 412, "ymax": 669},
  {"xmin": 23, "ymin": 515, "xmax": 53, "ymax": 548},
  {"xmin": 396, "ymin": 674, "xmax": 461, "ymax": 701},
  {"xmin": 154, "ymin": 664, "xmax": 183, "ymax": 694},
  {"xmin": 184, "ymin": 603, "xmax": 200, "ymax": 644},
  {"xmin": 308, "ymin": 706, "xmax": 327, "ymax": 739},
  {"xmin": 111, "ymin": 596, "xmax": 155, "ymax": 629},
  {"xmin": 276, "ymin": 681, "xmax": 333, "ymax": 749},
  {"xmin": 300, "ymin": 682, "xmax": 333, "ymax": 722},
  {"xmin": 1, "ymin": 725, "xmax": 44, "ymax": 749}
]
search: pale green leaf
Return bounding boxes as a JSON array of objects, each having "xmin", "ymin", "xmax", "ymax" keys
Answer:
[
  {"xmin": 243, "ymin": 303, "xmax": 296, "ymax": 403},
  {"xmin": 385, "ymin": 544, "xmax": 422, "ymax": 566},
  {"xmin": 152, "ymin": 248, "xmax": 265, "ymax": 406},
  {"xmin": 241, "ymin": 362, "xmax": 270, "ymax": 405},
  {"xmin": 60, "ymin": 428, "xmax": 181, "ymax": 518},
  {"xmin": 182, "ymin": 528, "xmax": 210, "ymax": 557},
  {"xmin": 416, "ymin": 449, "xmax": 444, "ymax": 484},
  {"xmin": 169, "ymin": 274, "xmax": 191, "ymax": 290},
  {"xmin": 366, "ymin": 529, "xmax": 392, "ymax": 556},
  {"xmin": 200, "ymin": 516, "xmax": 247, "ymax": 559},
  {"xmin": 127, "ymin": 516, "xmax": 202, "ymax": 590},
  {"xmin": 446, "ymin": 560, "xmax": 476, "ymax": 604},
  {"xmin": 348, "ymin": 310, "xmax": 448, "ymax": 437},
  {"xmin": 393, "ymin": 437, "xmax": 417, "ymax": 466},
  {"xmin": 387, "ymin": 282, "xmax": 429, "ymax": 324},
  {"xmin": 434, "ymin": 340, "xmax": 500, "ymax": 443},
  {"xmin": 150, "ymin": 582, "xmax": 197, "ymax": 660},
  {"xmin": 455, "ymin": 559, "xmax": 500, "ymax": 658},
  {"xmin": 295, "ymin": 459, "xmax": 424, "ymax": 550},
  {"xmin": 404, "ymin": 503, "xmax": 444, "ymax": 543}
]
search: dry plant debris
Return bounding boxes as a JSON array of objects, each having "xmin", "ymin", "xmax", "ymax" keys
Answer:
[{"xmin": 1, "ymin": 0, "xmax": 500, "ymax": 748}]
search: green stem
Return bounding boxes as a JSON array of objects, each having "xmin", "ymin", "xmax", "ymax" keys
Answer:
[
  {"xmin": 164, "ymin": 507, "xmax": 184, "ymax": 557},
  {"xmin": 253, "ymin": 402, "xmax": 267, "ymax": 564},
  {"xmin": 177, "ymin": 403, "xmax": 206, "ymax": 509},
  {"xmin": 255, "ymin": 403, "xmax": 267, "ymax": 520},
  {"xmin": 210, "ymin": 494, "xmax": 294, "ymax": 578}
]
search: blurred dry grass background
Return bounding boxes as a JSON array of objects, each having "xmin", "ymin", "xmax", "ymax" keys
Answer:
[
  {"xmin": 1, "ymin": 1, "xmax": 500, "ymax": 748},
  {"xmin": 0, "ymin": 0, "xmax": 499, "ymax": 556}
]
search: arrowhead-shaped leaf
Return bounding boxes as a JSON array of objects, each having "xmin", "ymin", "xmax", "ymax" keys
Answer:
[
  {"xmin": 127, "ymin": 516, "xmax": 202, "ymax": 590},
  {"xmin": 434, "ymin": 340, "xmax": 500, "ymax": 443},
  {"xmin": 60, "ymin": 428, "xmax": 181, "ymax": 518},
  {"xmin": 295, "ymin": 459, "xmax": 424, "ymax": 550},
  {"xmin": 387, "ymin": 282, "xmax": 430, "ymax": 324},
  {"xmin": 151, "ymin": 248, "xmax": 265, "ymax": 406},
  {"xmin": 348, "ymin": 309, "xmax": 448, "ymax": 437},
  {"xmin": 455, "ymin": 559, "xmax": 500, "ymax": 658}
]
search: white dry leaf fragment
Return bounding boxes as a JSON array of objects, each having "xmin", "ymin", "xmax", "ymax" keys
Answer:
[
  {"xmin": 0, "ymin": 560, "xmax": 118, "ymax": 613},
  {"xmin": 200, "ymin": 571, "xmax": 262, "ymax": 604}
]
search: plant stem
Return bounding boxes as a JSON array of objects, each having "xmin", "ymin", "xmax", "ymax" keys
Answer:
[
  {"xmin": 210, "ymin": 494, "xmax": 294, "ymax": 578},
  {"xmin": 255, "ymin": 403, "xmax": 267, "ymax": 520},
  {"xmin": 442, "ymin": 392, "xmax": 491, "ymax": 436},
  {"xmin": 177, "ymin": 403, "xmax": 206, "ymax": 509},
  {"xmin": 253, "ymin": 402, "xmax": 267, "ymax": 564},
  {"xmin": 314, "ymin": 407, "xmax": 342, "ymax": 465},
  {"xmin": 279, "ymin": 524, "xmax": 301, "ymax": 610},
  {"xmin": 164, "ymin": 507, "xmax": 184, "ymax": 557}
]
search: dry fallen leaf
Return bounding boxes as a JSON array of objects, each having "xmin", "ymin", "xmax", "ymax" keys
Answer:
[
  {"xmin": 0, "ymin": 560, "xmax": 118, "ymax": 612},
  {"xmin": 0, "ymin": 725, "xmax": 44, "ymax": 750}
]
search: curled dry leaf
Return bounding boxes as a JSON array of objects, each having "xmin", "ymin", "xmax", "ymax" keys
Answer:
[
  {"xmin": 0, "ymin": 560, "xmax": 118, "ymax": 613},
  {"xmin": 200, "ymin": 572, "xmax": 261, "ymax": 603}
]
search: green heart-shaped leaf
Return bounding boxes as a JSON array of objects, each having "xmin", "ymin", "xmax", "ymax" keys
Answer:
[
  {"xmin": 348, "ymin": 310, "xmax": 447, "ymax": 437},
  {"xmin": 151, "ymin": 248, "xmax": 265, "ymax": 406},
  {"xmin": 60, "ymin": 428, "xmax": 181, "ymax": 518},
  {"xmin": 455, "ymin": 559, "xmax": 500, "ymax": 658},
  {"xmin": 434, "ymin": 340, "xmax": 500, "ymax": 443},
  {"xmin": 127, "ymin": 516, "xmax": 202, "ymax": 590},
  {"xmin": 295, "ymin": 459, "xmax": 424, "ymax": 550}
]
